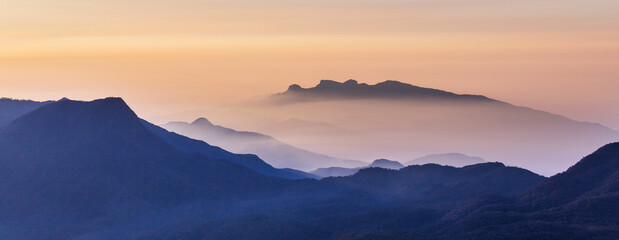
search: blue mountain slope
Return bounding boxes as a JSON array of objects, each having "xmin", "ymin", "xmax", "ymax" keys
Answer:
[
  {"xmin": 0, "ymin": 98, "xmax": 287, "ymax": 221},
  {"xmin": 0, "ymin": 97, "xmax": 313, "ymax": 180},
  {"xmin": 0, "ymin": 98, "xmax": 52, "ymax": 126},
  {"xmin": 142, "ymin": 120, "xmax": 316, "ymax": 180}
]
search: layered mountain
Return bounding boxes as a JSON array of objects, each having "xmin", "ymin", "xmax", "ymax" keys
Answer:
[
  {"xmin": 311, "ymin": 159, "xmax": 404, "ymax": 178},
  {"xmin": 0, "ymin": 98, "xmax": 52, "ymax": 126},
  {"xmin": 143, "ymin": 120, "xmax": 314, "ymax": 179},
  {"xmin": 0, "ymin": 98, "xmax": 312, "ymax": 180},
  {"xmin": 322, "ymin": 162, "xmax": 544, "ymax": 201},
  {"xmin": 156, "ymin": 162, "xmax": 546, "ymax": 240},
  {"xmin": 1, "ymin": 95, "xmax": 616, "ymax": 239},
  {"xmin": 243, "ymin": 79, "xmax": 619, "ymax": 176},
  {"xmin": 0, "ymin": 98, "xmax": 289, "ymax": 231},
  {"xmin": 407, "ymin": 153, "xmax": 486, "ymax": 167},
  {"xmin": 186, "ymin": 143, "xmax": 616, "ymax": 240},
  {"xmin": 312, "ymin": 155, "xmax": 486, "ymax": 178},
  {"xmin": 163, "ymin": 118, "xmax": 365, "ymax": 171}
]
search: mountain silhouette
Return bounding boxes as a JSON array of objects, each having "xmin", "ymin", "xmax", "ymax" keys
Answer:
[
  {"xmin": 310, "ymin": 159, "xmax": 405, "ymax": 178},
  {"xmin": 0, "ymin": 98, "xmax": 286, "ymax": 222},
  {"xmin": 0, "ymin": 96, "xmax": 616, "ymax": 239},
  {"xmin": 323, "ymin": 162, "xmax": 544, "ymax": 200},
  {"xmin": 367, "ymin": 159, "xmax": 404, "ymax": 169},
  {"xmin": 144, "ymin": 119, "xmax": 314, "ymax": 179},
  {"xmin": 164, "ymin": 118, "xmax": 365, "ymax": 171},
  {"xmin": 161, "ymin": 162, "xmax": 545, "ymax": 240},
  {"xmin": 251, "ymin": 79, "xmax": 619, "ymax": 176},
  {"xmin": 267, "ymin": 79, "xmax": 495, "ymax": 104},
  {"xmin": 520, "ymin": 142, "xmax": 619, "ymax": 213},
  {"xmin": 436, "ymin": 142, "xmax": 619, "ymax": 239},
  {"xmin": 0, "ymin": 98, "xmax": 312, "ymax": 180},
  {"xmin": 407, "ymin": 153, "xmax": 486, "ymax": 167}
]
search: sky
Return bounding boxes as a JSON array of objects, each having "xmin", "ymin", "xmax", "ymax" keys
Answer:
[{"xmin": 1, "ymin": 0, "xmax": 618, "ymax": 128}]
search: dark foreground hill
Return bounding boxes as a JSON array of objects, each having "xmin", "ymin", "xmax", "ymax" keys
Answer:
[
  {"xmin": 146, "ymin": 162, "xmax": 545, "ymax": 240},
  {"xmin": 434, "ymin": 142, "xmax": 619, "ymax": 239},
  {"xmin": 0, "ymin": 98, "xmax": 312, "ymax": 180},
  {"xmin": 151, "ymin": 143, "xmax": 619, "ymax": 240},
  {"xmin": 0, "ymin": 98, "xmax": 290, "ymax": 239}
]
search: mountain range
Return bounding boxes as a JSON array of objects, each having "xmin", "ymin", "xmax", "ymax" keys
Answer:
[
  {"xmin": 240, "ymin": 79, "xmax": 619, "ymax": 176},
  {"xmin": 0, "ymin": 96, "xmax": 616, "ymax": 239},
  {"xmin": 407, "ymin": 153, "xmax": 486, "ymax": 167},
  {"xmin": 160, "ymin": 143, "xmax": 619, "ymax": 240},
  {"xmin": 267, "ymin": 79, "xmax": 494, "ymax": 104},
  {"xmin": 311, "ymin": 158, "xmax": 404, "ymax": 178},
  {"xmin": 163, "ymin": 118, "xmax": 365, "ymax": 171},
  {"xmin": 312, "ymin": 154, "xmax": 485, "ymax": 178}
]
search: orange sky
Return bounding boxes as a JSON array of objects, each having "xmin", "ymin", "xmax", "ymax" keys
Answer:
[{"xmin": 1, "ymin": 0, "xmax": 618, "ymax": 128}]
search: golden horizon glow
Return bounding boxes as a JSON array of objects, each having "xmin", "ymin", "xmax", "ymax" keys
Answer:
[{"xmin": 1, "ymin": 0, "xmax": 618, "ymax": 128}]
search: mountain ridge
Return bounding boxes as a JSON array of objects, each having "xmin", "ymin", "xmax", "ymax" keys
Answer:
[
  {"xmin": 268, "ymin": 79, "xmax": 497, "ymax": 104},
  {"xmin": 163, "ymin": 118, "xmax": 366, "ymax": 171},
  {"xmin": 144, "ymin": 119, "xmax": 314, "ymax": 179},
  {"xmin": 0, "ymin": 96, "xmax": 615, "ymax": 239},
  {"xmin": 311, "ymin": 158, "xmax": 405, "ymax": 178},
  {"xmin": 0, "ymin": 98, "xmax": 288, "ymax": 219}
]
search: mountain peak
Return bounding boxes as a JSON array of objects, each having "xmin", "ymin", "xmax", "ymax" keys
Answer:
[
  {"xmin": 368, "ymin": 158, "xmax": 404, "ymax": 170},
  {"xmin": 191, "ymin": 117, "xmax": 214, "ymax": 126},
  {"xmin": 6, "ymin": 97, "xmax": 141, "ymax": 140},
  {"xmin": 287, "ymin": 84, "xmax": 303, "ymax": 91},
  {"xmin": 343, "ymin": 79, "xmax": 358, "ymax": 85}
]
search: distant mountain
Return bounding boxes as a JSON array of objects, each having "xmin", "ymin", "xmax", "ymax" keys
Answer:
[
  {"xmin": 267, "ymin": 79, "xmax": 495, "ymax": 104},
  {"xmin": 247, "ymin": 79, "xmax": 619, "ymax": 176},
  {"xmin": 310, "ymin": 166, "xmax": 361, "ymax": 178},
  {"xmin": 311, "ymin": 159, "xmax": 404, "ymax": 178},
  {"xmin": 143, "ymin": 120, "xmax": 315, "ymax": 180},
  {"xmin": 367, "ymin": 159, "xmax": 404, "ymax": 169},
  {"xmin": 163, "ymin": 118, "xmax": 365, "ymax": 171},
  {"xmin": 0, "ymin": 98, "xmax": 288, "ymax": 238},
  {"xmin": 0, "ymin": 98, "xmax": 52, "ymax": 126},
  {"xmin": 407, "ymin": 153, "xmax": 485, "ymax": 167}
]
